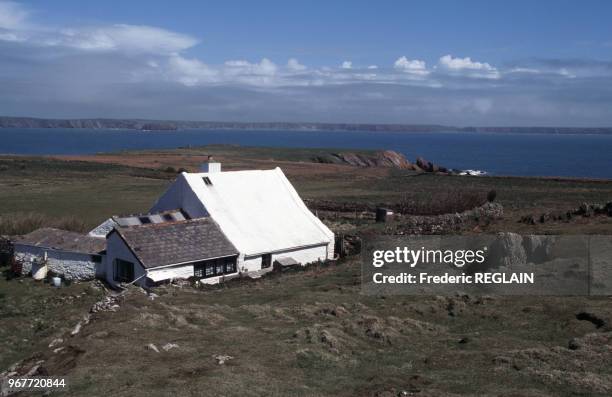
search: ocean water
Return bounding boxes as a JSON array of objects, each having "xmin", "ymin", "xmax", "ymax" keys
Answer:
[{"xmin": 1, "ymin": 128, "xmax": 611, "ymax": 179}]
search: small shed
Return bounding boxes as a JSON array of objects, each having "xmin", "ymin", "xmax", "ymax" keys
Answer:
[
  {"xmin": 13, "ymin": 228, "xmax": 106, "ymax": 280},
  {"xmin": 105, "ymin": 217, "xmax": 239, "ymax": 287}
]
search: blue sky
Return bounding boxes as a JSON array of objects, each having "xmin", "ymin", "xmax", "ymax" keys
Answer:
[{"xmin": 1, "ymin": 0, "xmax": 612, "ymax": 125}]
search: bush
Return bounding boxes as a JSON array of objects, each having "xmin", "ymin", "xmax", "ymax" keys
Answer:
[
  {"xmin": 396, "ymin": 189, "xmax": 487, "ymax": 216},
  {"xmin": 0, "ymin": 213, "xmax": 88, "ymax": 236},
  {"xmin": 487, "ymin": 189, "xmax": 497, "ymax": 202}
]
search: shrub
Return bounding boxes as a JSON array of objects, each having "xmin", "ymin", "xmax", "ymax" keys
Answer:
[
  {"xmin": 396, "ymin": 189, "xmax": 487, "ymax": 216},
  {"xmin": 0, "ymin": 213, "xmax": 88, "ymax": 236},
  {"xmin": 487, "ymin": 189, "xmax": 497, "ymax": 202}
]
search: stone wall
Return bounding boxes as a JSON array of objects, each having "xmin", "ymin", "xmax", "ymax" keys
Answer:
[
  {"xmin": 14, "ymin": 244, "xmax": 100, "ymax": 280},
  {"xmin": 385, "ymin": 202, "xmax": 504, "ymax": 235}
]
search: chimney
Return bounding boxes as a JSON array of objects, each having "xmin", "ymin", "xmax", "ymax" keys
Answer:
[{"xmin": 200, "ymin": 155, "xmax": 221, "ymax": 173}]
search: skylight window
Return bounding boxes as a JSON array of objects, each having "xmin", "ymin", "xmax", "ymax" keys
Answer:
[{"xmin": 203, "ymin": 176, "xmax": 213, "ymax": 186}]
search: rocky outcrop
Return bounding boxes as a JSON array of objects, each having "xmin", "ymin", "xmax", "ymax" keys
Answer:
[
  {"xmin": 314, "ymin": 150, "xmax": 420, "ymax": 169},
  {"xmin": 416, "ymin": 156, "xmax": 448, "ymax": 173},
  {"xmin": 313, "ymin": 150, "xmax": 458, "ymax": 173}
]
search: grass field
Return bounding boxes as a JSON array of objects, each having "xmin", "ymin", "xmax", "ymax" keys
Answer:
[
  {"xmin": 1, "ymin": 145, "xmax": 612, "ymax": 396},
  {"xmin": 2, "ymin": 261, "xmax": 612, "ymax": 396},
  {"xmin": 1, "ymin": 145, "xmax": 611, "ymax": 235}
]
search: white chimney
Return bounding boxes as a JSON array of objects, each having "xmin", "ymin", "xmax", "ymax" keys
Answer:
[{"xmin": 200, "ymin": 155, "xmax": 221, "ymax": 173}]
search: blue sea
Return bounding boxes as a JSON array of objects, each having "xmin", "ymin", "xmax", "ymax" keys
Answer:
[{"xmin": 1, "ymin": 128, "xmax": 611, "ymax": 179}]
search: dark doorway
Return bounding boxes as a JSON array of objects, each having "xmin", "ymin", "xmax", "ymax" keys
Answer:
[
  {"xmin": 262, "ymin": 254, "xmax": 272, "ymax": 269},
  {"xmin": 114, "ymin": 259, "xmax": 135, "ymax": 283}
]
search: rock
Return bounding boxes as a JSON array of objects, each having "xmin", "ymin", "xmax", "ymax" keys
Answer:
[
  {"xmin": 568, "ymin": 338, "xmax": 582, "ymax": 350},
  {"xmin": 70, "ymin": 322, "xmax": 82, "ymax": 336},
  {"xmin": 162, "ymin": 343, "xmax": 179, "ymax": 351},
  {"xmin": 522, "ymin": 235, "xmax": 554, "ymax": 263},
  {"xmin": 487, "ymin": 232, "xmax": 527, "ymax": 268},
  {"xmin": 314, "ymin": 150, "xmax": 418, "ymax": 170},
  {"xmin": 213, "ymin": 354, "xmax": 233, "ymax": 365},
  {"xmin": 48, "ymin": 338, "xmax": 63, "ymax": 348},
  {"xmin": 90, "ymin": 295, "xmax": 120, "ymax": 313},
  {"xmin": 145, "ymin": 343, "xmax": 160, "ymax": 353}
]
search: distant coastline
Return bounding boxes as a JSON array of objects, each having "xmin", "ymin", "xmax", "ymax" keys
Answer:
[{"xmin": 1, "ymin": 116, "xmax": 611, "ymax": 135}]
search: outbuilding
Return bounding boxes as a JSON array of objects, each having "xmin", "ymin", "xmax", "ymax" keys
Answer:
[
  {"xmin": 13, "ymin": 228, "xmax": 106, "ymax": 280},
  {"xmin": 105, "ymin": 217, "xmax": 239, "ymax": 287}
]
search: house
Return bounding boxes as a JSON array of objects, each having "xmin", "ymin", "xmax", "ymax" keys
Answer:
[
  {"xmin": 149, "ymin": 165, "xmax": 335, "ymax": 275},
  {"xmin": 105, "ymin": 217, "xmax": 239, "ymax": 287},
  {"xmin": 13, "ymin": 228, "xmax": 106, "ymax": 280}
]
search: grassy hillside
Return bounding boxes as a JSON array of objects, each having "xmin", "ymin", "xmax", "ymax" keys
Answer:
[{"xmin": 2, "ymin": 261, "xmax": 612, "ymax": 396}]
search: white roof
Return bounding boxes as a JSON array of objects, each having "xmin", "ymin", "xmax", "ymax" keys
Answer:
[{"xmin": 180, "ymin": 168, "xmax": 333, "ymax": 256}]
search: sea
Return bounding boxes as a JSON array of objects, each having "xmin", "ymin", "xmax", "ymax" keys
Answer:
[{"xmin": 1, "ymin": 128, "xmax": 611, "ymax": 179}]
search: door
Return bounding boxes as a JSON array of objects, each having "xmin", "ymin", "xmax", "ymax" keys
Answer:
[{"xmin": 114, "ymin": 259, "xmax": 135, "ymax": 283}]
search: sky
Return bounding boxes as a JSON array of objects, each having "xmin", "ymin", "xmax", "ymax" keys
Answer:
[{"xmin": 1, "ymin": 0, "xmax": 612, "ymax": 126}]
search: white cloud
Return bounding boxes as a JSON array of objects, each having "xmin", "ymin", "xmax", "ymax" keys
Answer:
[
  {"xmin": 341, "ymin": 61, "xmax": 352, "ymax": 69},
  {"xmin": 367, "ymin": 65, "xmax": 378, "ymax": 69},
  {"xmin": 393, "ymin": 56, "xmax": 429, "ymax": 75},
  {"xmin": 558, "ymin": 68, "xmax": 576, "ymax": 78},
  {"xmin": 508, "ymin": 67, "xmax": 541, "ymax": 74},
  {"xmin": 166, "ymin": 55, "xmax": 217, "ymax": 86},
  {"xmin": 224, "ymin": 58, "xmax": 278, "ymax": 76},
  {"xmin": 287, "ymin": 58, "xmax": 306, "ymax": 71},
  {"xmin": 0, "ymin": 1, "xmax": 28, "ymax": 30},
  {"xmin": 437, "ymin": 54, "xmax": 499, "ymax": 78},
  {"xmin": 47, "ymin": 24, "xmax": 197, "ymax": 54}
]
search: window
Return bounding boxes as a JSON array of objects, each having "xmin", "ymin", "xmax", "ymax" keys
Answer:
[
  {"xmin": 262, "ymin": 254, "xmax": 272, "ymax": 269},
  {"xmin": 114, "ymin": 259, "xmax": 135, "ymax": 283},
  {"xmin": 163, "ymin": 213, "xmax": 174, "ymax": 222},
  {"xmin": 225, "ymin": 257, "xmax": 236, "ymax": 273},
  {"xmin": 215, "ymin": 259, "xmax": 224, "ymax": 275},
  {"xmin": 205, "ymin": 263, "xmax": 214, "ymax": 276},
  {"xmin": 90, "ymin": 254, "xmax": 102, "ymax": 263},
  {"xmin": 194, "ymin": 256, "xmax": 238, "ymax": 278},
  {"xmin": 139, "ymin": 216, "xmax": 151, "ymax": 224},
  {"xmin": 202, "ymin": 176, "xmax": 212, "ymax": 186}
]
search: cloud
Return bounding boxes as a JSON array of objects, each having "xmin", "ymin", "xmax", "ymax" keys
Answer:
[
  {"xmin": 166, "ymin": 55, "xmax": 218, "ymax": 86},
  {"xmin": 394, "ymin": 56, "xmax": 429, "ymax": 75},
  {"xmin": 341, "ymin": 61, "xmax": 352, "ymax": 69},
  {"xmin": 224, "ymin": 58, "xmax": 278, "ymax": 76},
  {"xmin": 57, "ymin": 24, "xmax": 198, "ymax": 54},
  {"xmin": 437, "ymin": 54, "xmax": 499, "ymax": 79},
  {"xmin": 0, "ymin": 1, "xmax": 28, "ymax": 30},
  {"xmin": 1, "ymin": 2, "xmax": 612, "ymax": 125},
  {"xmin": 287, "ymin": 58, "xmax": 306, "ymax": 71}
]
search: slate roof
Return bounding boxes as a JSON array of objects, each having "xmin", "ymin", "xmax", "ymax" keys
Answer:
[
  {"xmin": 14, "ymin": 228, "xmax": 106, "ymax": 254},
  {"xmin": 113, "ymin": 218, "xmax": 238, "ymax": 269}
]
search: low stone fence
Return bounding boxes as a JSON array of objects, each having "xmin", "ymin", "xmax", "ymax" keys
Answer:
[{"xmin": 384, "ymin": 202, "xmax": 504, "ymax": 235}]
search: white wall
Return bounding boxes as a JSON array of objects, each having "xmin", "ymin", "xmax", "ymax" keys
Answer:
[
  {"xmin": 147, "ymin": 264, "xmax": 194, "ymax": 282},
  {"xmin": 240, "ymin": 243, "xmax": 329, "ymax": 274},
  {"xmin": 13, "ymin": 244, "xmax": 101, "ymax": 281},
  {"xmin": 105, "ymin": 232, "xmax": 147, "ymax": 287},
  {"xmin": 150, "ymin": 174, "xmax": 208, "ymax": 218}
]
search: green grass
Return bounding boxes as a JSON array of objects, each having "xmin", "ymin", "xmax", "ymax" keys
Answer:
[
  {"xmin": 0, "ymin": 157, "xmax": 171, "ymax": 232},
  {"xmin": 3, "ymin": 260, "xmax": 609, "ymax": 396}
]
